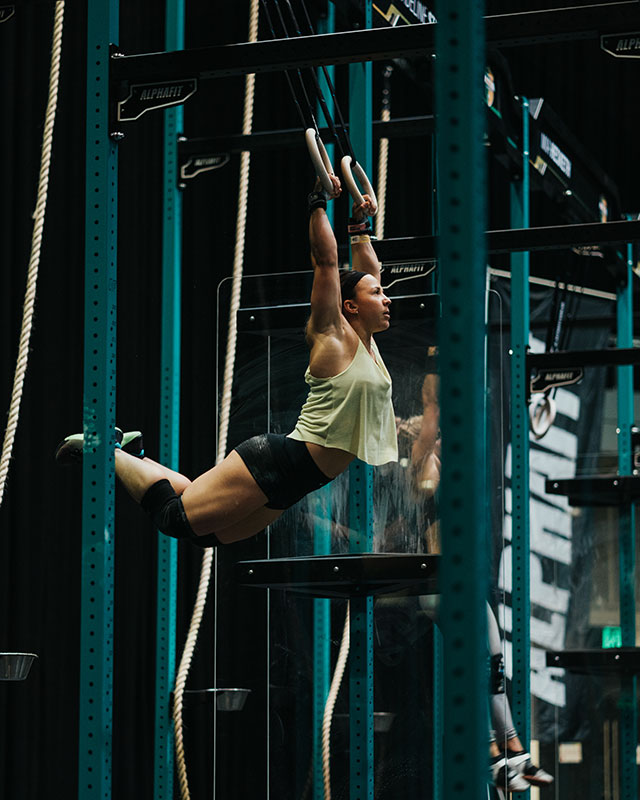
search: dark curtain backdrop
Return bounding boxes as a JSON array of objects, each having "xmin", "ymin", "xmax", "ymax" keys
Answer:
[{"xmin": 0, "ymin": 1, "xmax": 638, "ymax": 798}]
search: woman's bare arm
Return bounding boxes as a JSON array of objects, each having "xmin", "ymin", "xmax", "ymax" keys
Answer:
[{"xmin": 350, "ymin": 194, "xmax": 381, "ymax": 282}]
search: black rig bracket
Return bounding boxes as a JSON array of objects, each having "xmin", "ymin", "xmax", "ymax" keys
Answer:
[{"xmin": 235, "ymin": 553, "xmax": 440, "ymax": 599}]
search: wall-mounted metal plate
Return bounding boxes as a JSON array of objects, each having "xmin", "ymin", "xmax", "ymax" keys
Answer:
[{"xmin": 235, "ymin": 553, "xmax": 440, "ymax": 598}]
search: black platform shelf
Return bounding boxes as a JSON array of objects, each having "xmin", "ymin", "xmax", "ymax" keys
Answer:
[
  {"xmin": 545, "ymin": 475, "xmax": 640, "ymax": 506},
  {"xmin": 235, "ymin": 553, "xmax": 440, "ymax": 599},
  {"xmin": 546, "ymin": 648, "xmax": 640, "ymax": 675}
]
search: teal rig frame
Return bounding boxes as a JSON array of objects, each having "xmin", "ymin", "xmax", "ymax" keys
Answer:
[{"xmin": 82, "ymin": 1, "xmax": 640, "ymax": 799}]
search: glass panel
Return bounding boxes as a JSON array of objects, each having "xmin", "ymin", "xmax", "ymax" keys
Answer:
[
  {"xmin": 215, "ymin": 269, "xmax": 441, "ymax": 799},
  {"xmin": 490, "ymin": 270, "xmax": 640, "ymax": 800},
  {"xmin": 214, "ymin": 267, "xmax": 640, "ymax": 799}
]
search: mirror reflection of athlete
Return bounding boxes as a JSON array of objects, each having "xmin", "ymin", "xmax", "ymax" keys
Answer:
[
  {"xmin": 56, "ymin": 177, "xmax": 398, "ymax": 546},
  {"xmin": 408, "ymin": 372, "xmax": 553, "ymax": 795}
]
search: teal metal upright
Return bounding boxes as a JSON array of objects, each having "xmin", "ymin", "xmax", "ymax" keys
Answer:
[
  {"xmin": 434, "ymin": 0, "xmax": 488, "ymax": 798},
  {"xmin": 616, "ymin": 240, "xmax": 637, "ymax": 799},
  {"xmin": 348, "ymin": 5, "xmax": 374, "ymax": 798},
  {"xmin": 80, "ymin": 2, "xmax": 119, "ymax": 798},
  {"xmin": 312, "ymin": 6, "xmax": 335, "ymax": 798},
  {"xmin": 348, "ymin": 465, "xmax": 374, "ymax": 800},
  {"xmin": 509, "ymin": 98, "xmax": 531, "ymax": 751},
  {"xmin": 154, "ymin": 1, "xmax": 184, "ymax": 797}
]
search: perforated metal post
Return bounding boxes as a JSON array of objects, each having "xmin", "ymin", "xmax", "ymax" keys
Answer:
[
  {"xmin": 348, "ymin": 5, "xmax": 375, "ymax": 799},
  {"xmin": 80, "ymin": 2, "xmax": 119, "ymax": 798},
  {"xmin": 312, "ymin": 7, "xmax": 335, "ymax": 798},
  {"xmin": 616, "ymin": 241, "xmax": 637, "ymax": 799},
  {"xmin": 509, "ymin": 97, "xmax": 531, "ymax": 750},
  {"xmin": 153, "ymin": 1, "xmax": 184, "ymax": 796},
  {"xmin": 435, "ymin": 1, "xmax": 488, "ymax": 798},
  {"xmin": 432, "ymin": 626, "xmax": 443, "ymax": 800},
  {"xmin": 348, "ymin": 464, "xmax": 374, "ymax": 800}
]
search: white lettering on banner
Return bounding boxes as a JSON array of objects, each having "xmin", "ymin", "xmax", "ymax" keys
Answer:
[
  {"xmin": 531, "ymin": 645, "xmax": 567, "ymax": 706},
  {"xmin": 503, "ymin": 494, "xmax": 572, "ymax": 565},
  {"xmin": 540, "ymin": 132, "xmax": 572, "ymax": 178},
  {"xmin": 501, "ymin": 612, "xmax": 567, "ymax": 706},
  {"xmin": 530, "ymin": 471, "xmax": 570, "ymax": 511},
  {"xmin": 399, "ymin": 0, "xmax": 437, "ymax": 23},
  {"xmin": 498, "ymin": 334, "xmax": 579, "ymax": 708},
  {"xmin": 551, "ymin": 387, "xmax": 580, "ymax": 420}
]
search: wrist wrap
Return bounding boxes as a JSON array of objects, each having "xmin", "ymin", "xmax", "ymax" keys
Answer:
[
  {"xmin": 347, "ymin": 216, "xmax": 373, "ymax": 235},
  {"xmin": 308, "ymin": 189, "xmax": 330, "ymax": 214}
]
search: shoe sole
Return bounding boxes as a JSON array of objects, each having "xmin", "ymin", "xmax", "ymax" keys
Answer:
[
  {"xmin": 55, "ymin": 439, "xmax": 84, "ymax": 465},
  {"xmin": 524, "ymin": 776, "xmax": 554, "ymax": 786}
]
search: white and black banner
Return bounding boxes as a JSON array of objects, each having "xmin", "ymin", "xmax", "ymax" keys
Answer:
[{"xmin": 489, "ymin": 277, "xmax": 613, "ymax": 741}]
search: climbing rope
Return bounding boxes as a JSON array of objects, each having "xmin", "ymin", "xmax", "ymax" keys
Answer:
[
  {"xmin": 172, "ymin": 2, "xmax": 260, "ymax": 798},
  {"xmin": 375, "ymin": 65, "xmax": 393, "ymax": 241},
  {"xmin": 0, "ymin": 1, "xmax": 65, "ymax": 508},
  {"xmin": 322, "ymin": 601, "xmax": 350, "ymax": 799}
]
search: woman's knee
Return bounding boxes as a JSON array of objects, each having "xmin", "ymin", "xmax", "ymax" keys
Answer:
[{"xmin": 140, "ymin": 479, "xmax": 221, "ymax": 548}]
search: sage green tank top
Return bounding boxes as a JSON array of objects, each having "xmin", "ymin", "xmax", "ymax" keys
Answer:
[{"xmin": 288, "ymin": 337, "xmax": 398, "ymax": 466}]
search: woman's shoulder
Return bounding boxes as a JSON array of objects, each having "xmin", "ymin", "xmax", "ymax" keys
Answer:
[{"xmin": 306, "ymin": 323, "xmax": 360, "ymax": 379}]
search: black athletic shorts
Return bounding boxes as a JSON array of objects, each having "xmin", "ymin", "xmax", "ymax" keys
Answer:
[{"xmin": 235, "ymin": 433, "xmax": 332, "ymax": 510}]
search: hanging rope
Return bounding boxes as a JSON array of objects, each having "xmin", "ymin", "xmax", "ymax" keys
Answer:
[
  {"xmin": 172, "ymin": 3, "xmax": 260, "ymax": 798},
  {"xmin": 374, "ymin": 65, "xmax": 393, "ymax": 241},
  {"xmin": 322, "ymin": 601, "xmax": 350, "ymax": 800},
  {"xmin": 0, "ymin": 1, "xmax": 65, "ymax": 508}
]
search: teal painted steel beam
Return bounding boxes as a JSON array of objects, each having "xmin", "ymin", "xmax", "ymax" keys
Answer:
[
  {"xmin": 154, "ymin": 1, "xmax": 184, "ymax": 797},
  {"xmin": 509, "ymin": 98, "xmax": 531, "ymax": 751},
  {"xmin": 432, "ymin": 626, "xmax": 443, "ymax": 800},
  {"xmin": 348, "ymin": 6, "xmax": 375, "ymax": 799},
  {"xmin": 80, "ymin": 2, "xmax": 119, "ymax": 799},
  {"xmin": 616, "ymin": 240, "xmax": 637, "ymax": 799},
  {"xmin": 435, "ymin": 0, "xmax": 488, "ymax": 797},
  {"xmin": 312, "ymin": 11, "xmax": 335, "ymax": 799},
  {"xmin": 348, "ymin": 463, "xmax": 374, "ymax": 800}
]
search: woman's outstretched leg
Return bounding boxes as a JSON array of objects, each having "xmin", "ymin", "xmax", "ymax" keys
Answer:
[
  {"xmin": 117, "ymin": 447, "xmax": 280, "ymax": 542},
  {"xmin": 115, "ymin": 450, "xmax": 191, "ymax": 502}
]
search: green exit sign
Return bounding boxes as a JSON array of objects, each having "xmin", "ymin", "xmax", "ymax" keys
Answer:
[{"xmin": 602, "ymin": 626, "xmax": 622, "ymax": 648}]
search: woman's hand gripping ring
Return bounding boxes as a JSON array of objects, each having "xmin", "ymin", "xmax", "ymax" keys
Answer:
[
  {"xmin": 305, "ymin": 129, "xmax": 338, "ymax": 196},
  {"xmin": 341, "ymin": 155, "xmax": 378, "ymax": 215}
]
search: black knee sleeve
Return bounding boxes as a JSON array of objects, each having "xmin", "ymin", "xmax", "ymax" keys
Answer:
[
  {"xmin": 489, "ymin": 652, "xmax": 505, "ymax": 695},
  {"xmin": 140, "ymin": 479, "xmax": 221, "ymax": 548}
]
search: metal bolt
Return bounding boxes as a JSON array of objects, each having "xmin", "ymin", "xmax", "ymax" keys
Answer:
[
  {"xmin": 249, "ymin": 315, "xmax": 256, "ymax": 323},
  {"xmin": 178, "ymin": 182, "xmax": 187, "ymax": 191},
  {"xmin": 420, "ymin": 563, "xmax": 427, "ymax": 570},
  {"xmin": 553, "ymin": 482, "xmax": 559, "ymax": 489},
  {"xmin": 419, "ymin": 303, "xmax": 425, "ymax": 309},
  {"xmin": 333, "ymin": 566, "xmax": 339, "ymax": 573},
  {"xmin": 613, "ymin": 480, "xmax": 619, "ymax": 486},
  {"xmin": 248, "ymin": 569, "xmax": 254, "ymax": 575},
  {"xmin": 109, "ymin": 131, "xmax": 125, "ymax": 141},
  {"xmin": 178, "ymin": 135, "xmax": 187, "ymax": 143}
]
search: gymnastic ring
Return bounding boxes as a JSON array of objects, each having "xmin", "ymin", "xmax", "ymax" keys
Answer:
[
  {"xmin": 529, "ymin": 393, "xmax": 557, "ymax": 440},
  {"xmin": 305, "ymin": 128, "xmax": 336, "ymax": 195},
  {"xmin": 340, "ymin": 155, "xmax": 378, "ymax": 215}
]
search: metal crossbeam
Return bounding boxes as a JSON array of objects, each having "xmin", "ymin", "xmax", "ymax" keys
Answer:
[
  {"xmin": 110, "ymin": 2, "xmax": 640, "ymax": 85},
  {"xmin": 371, "ymin": 219, "xmax": 640, "ymax": 262},
  {"xmin": 528, "ymin": 347, "xmax": 640, "ymax": 369},
  {"xmin": 178, "ymin": 115, "xmax": 435, "ymax": 157}
]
